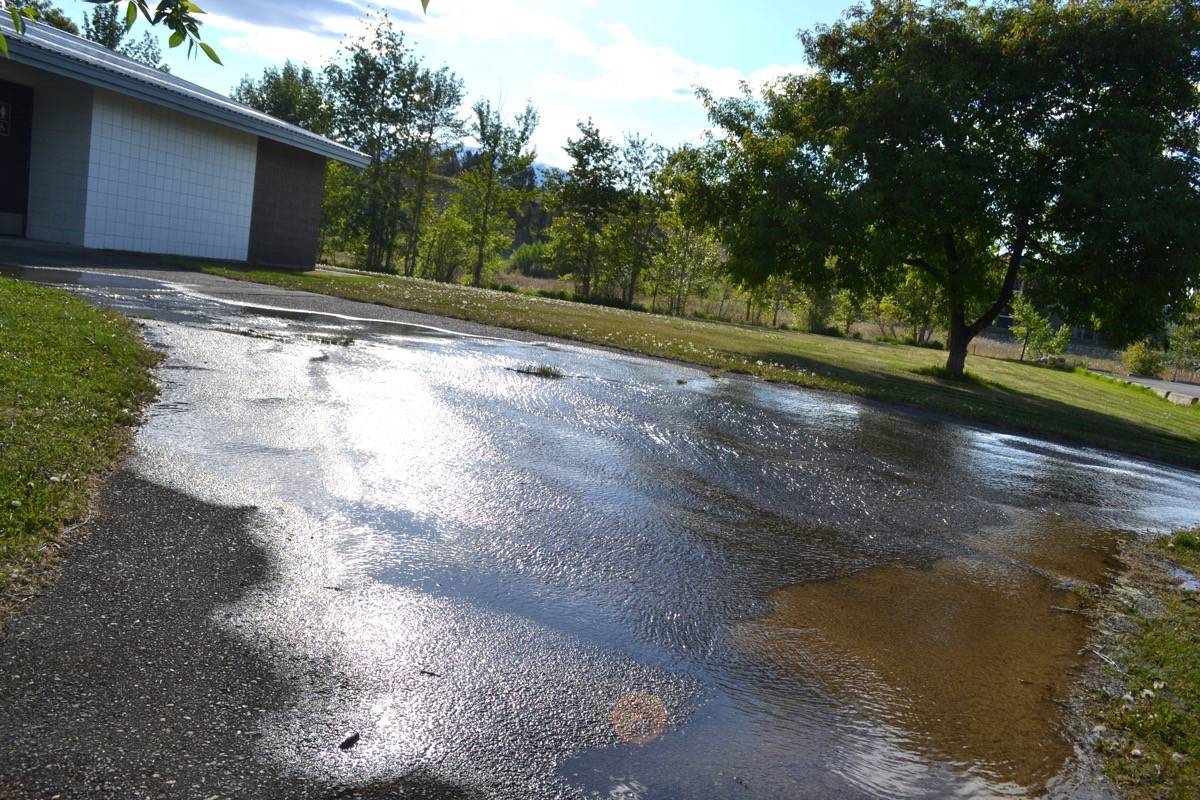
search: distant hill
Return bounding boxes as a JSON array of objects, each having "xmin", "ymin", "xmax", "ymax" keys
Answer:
[
  {"xmin": 532, "ymin": 162, "xmax": 564, "ymax": 186},
  {"xmin": 448, "ymin": 145, "xmax": 562, "ymax": 187}
]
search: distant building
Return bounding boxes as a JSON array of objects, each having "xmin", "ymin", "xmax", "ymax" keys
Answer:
[{"xmin": 0, "ymin": 19, "xmax": 367, "ymax": 267}]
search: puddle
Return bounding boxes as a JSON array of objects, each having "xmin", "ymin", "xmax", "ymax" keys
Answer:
[
  {"xmin": 741, "ymin": 553, "xmax": 1100, "ymax": 791},
  {"xmin": 1169, "ymin": 565, "xmax": 1200, "ymax": 591},
  {"xmin": 0, "ymin": 263, "xmax": 165, "ymax": 290}
]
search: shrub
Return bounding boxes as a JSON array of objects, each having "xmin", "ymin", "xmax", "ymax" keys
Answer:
[
  {"xmin": 509, "ymin": 242, "xmax": 554, "ymax": 277},
  {"xmin": 580, "ymin": 295, "xmax": 647, "ymax": 313},
  {"xmin": 1010, "ymin": 294, "xmax": 1071, "ymax": 360},
  {"xmin": 902, "ymin": 336, "xmax": 945, "ymax": 350},
  {"xmin": 534, "ymin": 289, "xmax": 574, "ymax": 301},
  {"xmin": 1122, "ymin": 341, "xmax": 1165, "ymax": 378}
]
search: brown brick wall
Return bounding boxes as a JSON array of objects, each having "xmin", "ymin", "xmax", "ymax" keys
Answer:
[{"xmin": 247, "ymin": 138, "xmax": 326, "ymax": 267}]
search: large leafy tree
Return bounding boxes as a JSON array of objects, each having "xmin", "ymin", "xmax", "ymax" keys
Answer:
[
  {"xmin": 233, "ymin": 61, "xmax": 332, "ymax": 135},
  {"xmin": 648, "ymin": 207, "xmax": 724, "ymax": 316},
  {"xmin": 678, "ymin": 0, "xmax": 1200, "ymax": 376}
]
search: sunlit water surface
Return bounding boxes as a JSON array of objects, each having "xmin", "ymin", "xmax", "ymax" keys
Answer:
[{"xmin": 10, "ymin": 266, "xmax": 1200, "ymax": 799}]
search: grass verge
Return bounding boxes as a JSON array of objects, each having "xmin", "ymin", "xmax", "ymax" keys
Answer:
[
  {"xmin": 1087, "ymin": 531, "xmax": 1200, "ymax": 798},
  {"xmin": 0, "ymin": 277, "xmax": 157, "ymax": 621},
  {"xmin": 202, "ymin": 266, "xmax": 1200, "ymax": 469}
]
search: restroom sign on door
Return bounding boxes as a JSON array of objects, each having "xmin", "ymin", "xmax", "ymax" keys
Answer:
[{"xmin": 0, "ymin": 102, "xmax": 10, "ymax": 136}]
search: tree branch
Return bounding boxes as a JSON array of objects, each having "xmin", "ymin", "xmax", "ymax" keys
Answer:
[
  {"xmin": 967, "ymin": 220, "xmax": 1029, "ymax": 338},
  {"xmin": 903, "ymin": 257, "xmax": 945, "ymax": 285}
]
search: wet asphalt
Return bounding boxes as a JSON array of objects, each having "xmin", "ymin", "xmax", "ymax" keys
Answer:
[
  {"xmin": 2, "ymin": 253, "xmax": 1200, "ymax": 799},
  {"xmin": 0, "ymin": 472, "xmax": 369, "ymax": 800}
]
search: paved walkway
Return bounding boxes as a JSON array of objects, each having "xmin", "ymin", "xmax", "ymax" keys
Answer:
[
  {"xmin": 1096, "ymin": 371, "xmax": 1200, "ymax": 406},
  {"xmin": 0, "ymin": 239, "xmax": 555, "ymax": 344}
]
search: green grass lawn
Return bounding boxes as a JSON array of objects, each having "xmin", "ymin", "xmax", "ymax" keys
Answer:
[
  {"xmin": 1093, "ymin": 532, "xmax": 1200, "ymax": 799},
  {"xmin": 204, "ymin": 266, "xmax": 1200, "ymax": 470},
  {"xmin": 0, "ymin": 277, "xmax": 157, "ymax": 607}
]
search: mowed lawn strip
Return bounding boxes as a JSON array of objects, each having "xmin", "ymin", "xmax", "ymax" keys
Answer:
[
  {"xmin": 0, "ymin": 277, "xmax": 157, "ymax": 601},
  {"xmin": 203, "ymin": 266, "xmax": 1200, "ymax": 470}
]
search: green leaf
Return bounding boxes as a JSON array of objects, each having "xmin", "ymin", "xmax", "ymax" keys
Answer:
[
  {"xmin": 421, "ymin": 0, "xmax": 430, "ymax": 11},
  {"xmin": 8, "ymin": 7, "xmax": 23, "ymax": 34},
  {"xmin": 0, "ymin": 32, "xmax": 8, "ymax": 59},
  {"xmin": 199, "ymin": 41, "xmax": 221, "ymax": 65},
  {"xmin": 168, "ymin": 29, "xmax": 185, "ymax": 48},
  {"xmin": 125, "ymin": 1, "xmax": 138, "ymax": 28}
]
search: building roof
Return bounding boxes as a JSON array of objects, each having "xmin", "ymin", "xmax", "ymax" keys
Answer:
[{"xmin": 0, "ymin": 17, "xmax": 369, "ymax": 167}]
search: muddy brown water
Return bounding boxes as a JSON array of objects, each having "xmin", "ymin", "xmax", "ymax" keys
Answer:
[
  {"xmin": 745, "ymin": 554, "xmax": 1096, "ymax": 792},
  {"xmin": 7, "ymin": 265, "xmax": 1200, "ymax": 799}
]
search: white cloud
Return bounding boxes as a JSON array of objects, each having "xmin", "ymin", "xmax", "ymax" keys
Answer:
[
  {"xmin": 389, "ymin": 0, "xmax": 597, "ymax": 57},
  {"xmin": 206, "ymin": 12, "xmax": 362, "ymax": 64},
  {"xmin": 198, "ymin": 1, "xmax": 807, "ymax": 165},
  {"xmin": 533, "ymin": 23, "xmax": 805, "ymax": 104},
  {"xmin": 389, "ymin": 2, "xmax": 805, "ymax": 103}
]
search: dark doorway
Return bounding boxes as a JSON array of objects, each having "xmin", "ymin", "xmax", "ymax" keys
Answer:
[{"xmin": 0, "ymin": 79, "xmax": 34, "ymax": 237}]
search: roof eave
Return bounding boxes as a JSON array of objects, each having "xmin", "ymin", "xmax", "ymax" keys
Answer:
[{"xmin": 4, "ymin": 38, "xmax": 369, "ymax": 168}]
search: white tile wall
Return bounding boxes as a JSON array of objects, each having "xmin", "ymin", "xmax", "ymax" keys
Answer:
[
  {"xmin": 26, "ymin": 76, "xmax": 93, "ymax": 245},
  {"xmin": 84, "ymin": 90, "xmax": 257, "ymax": 260},
  {"xmin": 0, "ymin": 60, "xmax": 92, "ymax": 245}
]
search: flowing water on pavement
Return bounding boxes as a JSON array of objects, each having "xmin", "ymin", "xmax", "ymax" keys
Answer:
[{"xmin": 9, "ymin": 266, "xmax": 1200, "ymax": 799}]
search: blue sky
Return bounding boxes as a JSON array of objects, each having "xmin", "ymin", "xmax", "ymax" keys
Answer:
[{"xmin": 64, "ymin": 0, "xmax": 853, "ymax": 166}]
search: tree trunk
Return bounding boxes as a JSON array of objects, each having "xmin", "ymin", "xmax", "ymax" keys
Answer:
[
  {"xmin": 580, "ymin": 234, "xmax": 595, "ymax": 299},
  {"xmin": 473, "ymin": 163, "xmax": 496, "ymax": 288},
  {"xmin": 1019, "ymin": 332, "xmax": 1030, "ymax": 362},
  {"xmin": 938, "ymin": 223, "xmax": 1026, "ymax": 378},
  {"xmin": 946, "ymin": 310, "xmax": 971, "ymax": 377},
  {"xmin": 404, "ymin": 140, "xmax": 433, "ymax": 278}
]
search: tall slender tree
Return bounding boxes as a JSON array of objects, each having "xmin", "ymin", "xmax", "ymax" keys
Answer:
[
  {"xmin": 324, "ymin": 16, "xmax": 422, "ymax": 272},
  {"xmin": 609, "ymin": 135, "xmax": 666, "ymax": 305},
  {"xmin": 462, "ymin": 100, "xmax": 538, "ymax": 287},
  {"xmin": 14, "ymin": 1, "xmax": 76, "ymax": 34},
  {"xmin": 402, "ymin": 67, "xmax": 465, "ymax": 277},
  {"xmin": 83, "ymin": 1, "xmax": 168, "ymax": 71},
  {"xmin": 553, "ymin": 120, "xmax": 620, "ymax": 299}
]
